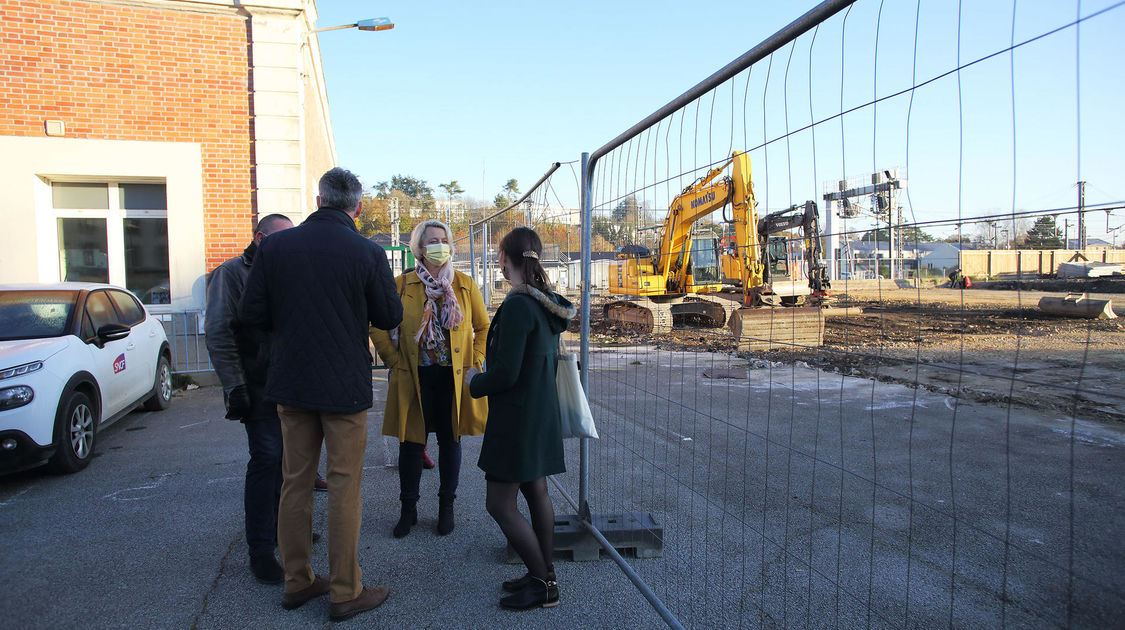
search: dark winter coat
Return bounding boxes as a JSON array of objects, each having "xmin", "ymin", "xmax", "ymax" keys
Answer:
[
  {"xmin": 204, "ymin": 242, "xmax": 276, "ymax": 421},
  {"xmin": 469, "ymin": 284, "xmax": 576, "ymax": 482},
  {"xmin": 239, "ymin": 208, "xmax": 402, "ymax": 413}
]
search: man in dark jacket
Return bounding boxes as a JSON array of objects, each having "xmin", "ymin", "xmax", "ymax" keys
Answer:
[
  {"xmin": 240, "ymin": 167, "xmax": 402, "ymax": 622},
  {"xmin": 204, "ymin": 212, "xmax": 293, "ymax": 585}
]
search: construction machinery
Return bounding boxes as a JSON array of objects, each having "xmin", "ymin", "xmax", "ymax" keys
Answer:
[
  {"xmin": 605, "ymin": 151, "xmax": 830, "ymax": 349},
  {"xmin": 722, "ymin": 199, "xmax": 833, "ymax": 306}
]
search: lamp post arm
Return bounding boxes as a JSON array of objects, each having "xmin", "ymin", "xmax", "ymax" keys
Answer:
[{"xmin": 310, "ymin": 23, "xmax": 357, "ymax": 33}]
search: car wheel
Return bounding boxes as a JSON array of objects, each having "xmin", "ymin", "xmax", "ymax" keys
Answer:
[
  {"xmin": 143, "ymin": 355, "xmax": 172, "ymax": 411},
  {"xmin": 49, "ymin": 390, "xmax": 97, "ymax": 474}
]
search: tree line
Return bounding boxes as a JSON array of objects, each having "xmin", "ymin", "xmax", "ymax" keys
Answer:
[{"xmin": 355, "ymin": 174, "xmax": 593, "ymax": 257}]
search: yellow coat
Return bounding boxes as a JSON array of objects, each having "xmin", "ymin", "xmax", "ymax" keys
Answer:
[{"xmin": 371, "ymin": 269, "xmax": 488, "ymax": 444}]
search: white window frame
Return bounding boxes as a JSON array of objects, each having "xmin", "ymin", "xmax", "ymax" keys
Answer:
[{"xmin": 45, "ymin": 179, "xmax": 170, "ymax": 312}]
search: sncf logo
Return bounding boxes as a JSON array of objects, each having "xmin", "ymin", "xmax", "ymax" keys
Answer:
[{"xmin": 113, "ymin": 354, "xmax": 126, "ymax": 374}]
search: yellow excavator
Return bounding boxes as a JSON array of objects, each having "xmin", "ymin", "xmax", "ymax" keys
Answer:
[{"xmin": 605, "ymin": 151, "xmax": 829, "ymax": 350}]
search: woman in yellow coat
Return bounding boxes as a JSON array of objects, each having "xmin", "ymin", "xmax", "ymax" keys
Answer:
[{"xmin": 370, "ymin": 219, "xmax": 488, "ymax": 537}]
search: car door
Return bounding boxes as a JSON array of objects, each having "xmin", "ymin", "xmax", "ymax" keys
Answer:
[
  {"xmin": 81, "ymin": 290, "xmax": 133, "ymax": 418},
  {"xmin": 107, "ymin": 289, "xmax": 156, "ymax": 404}
]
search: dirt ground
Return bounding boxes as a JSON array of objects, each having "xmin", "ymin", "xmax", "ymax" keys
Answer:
[{"xmin": 584, "ymin": 280, "xmax": 1125, "ymax": 423}]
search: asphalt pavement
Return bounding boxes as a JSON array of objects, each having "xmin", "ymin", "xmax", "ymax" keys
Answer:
[
  {"xmin": 0, "ymin": 377, "xmax": 661, "ymax": 630},
  {"xmin": 3, "ymin": 349, "xmax": 1123, "ymax": 629}
]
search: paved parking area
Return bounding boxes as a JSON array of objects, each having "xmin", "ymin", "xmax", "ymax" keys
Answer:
[
  {"xmin": 0, "ymin": 380, "xmax": 659, "ymax": 629},
  {"xmin": 2, "ymin": 349, "xmax": 1123, "ymax": 628}
]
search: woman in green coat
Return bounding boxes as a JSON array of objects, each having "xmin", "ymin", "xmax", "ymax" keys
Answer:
[{"xmin": 467, "ymin": 227, "xmax": 574, "ymax": 611}]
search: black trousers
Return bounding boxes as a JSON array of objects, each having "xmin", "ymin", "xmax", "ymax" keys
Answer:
[
  {"xmin": 399, "ymin": 365, "xmax": 461, "ymax": 503},
  {"xmin": 243, "ymin": 416, "xmax": 282, "ymax": 557}
]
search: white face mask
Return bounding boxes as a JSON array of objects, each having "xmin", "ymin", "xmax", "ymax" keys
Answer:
[{"xmin": 424, "ymin": 243, "xmax": 452, "ymax": 265}]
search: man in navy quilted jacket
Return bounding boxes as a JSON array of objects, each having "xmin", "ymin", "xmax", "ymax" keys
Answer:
[{"xmin": 240, "ymin": 167, "xmax": 402, "ymax": 622}]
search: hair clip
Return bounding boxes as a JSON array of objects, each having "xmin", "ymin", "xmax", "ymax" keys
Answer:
[{"xmin": 522, "ymin": 250, "xmax": 539, "ymax": 259}]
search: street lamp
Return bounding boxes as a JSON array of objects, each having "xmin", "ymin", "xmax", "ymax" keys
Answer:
[{"xmin": 310, "ymin": 17, "xmax": 394, "ymax": 34}]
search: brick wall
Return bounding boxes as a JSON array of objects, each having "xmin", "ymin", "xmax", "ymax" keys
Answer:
[{"xmin": 0, "ymin": 0, "xmax": 253, "ymax": 270}]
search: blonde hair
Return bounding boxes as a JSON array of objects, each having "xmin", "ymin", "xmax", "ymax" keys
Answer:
[{"xmin": 409, "ymin": 219, "xmax": 455, "ymax": 263}]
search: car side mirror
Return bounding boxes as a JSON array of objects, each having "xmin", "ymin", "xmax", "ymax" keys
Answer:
[{"xmin": 96, "ymin": 323, "xmax": 130, "ymax": 344}]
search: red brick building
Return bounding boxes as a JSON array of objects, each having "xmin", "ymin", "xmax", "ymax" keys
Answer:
[{"xmin": 0, "ymin": 0, "xmax": 335, "ymax": 310}]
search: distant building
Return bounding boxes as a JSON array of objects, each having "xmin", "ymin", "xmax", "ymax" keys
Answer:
[
  {"xmin": 0, "ymin": 0, "xmax": 336, "ymax": 311},
  {"xmin": 918, "ymin": 243, "xmax": 963, "ymax": 271},
  {"xmin": 368, "ymin": 233, "xmax": 414, "ymax": 277},
  {"xmin": 1065, "ymin": 238, "xmax": 1112, "ymax": 250}
]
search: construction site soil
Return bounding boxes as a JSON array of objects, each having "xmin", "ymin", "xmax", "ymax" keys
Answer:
[{"xmin": 583, "ymin": 282, "xmax": 1125, "ymax": 423}]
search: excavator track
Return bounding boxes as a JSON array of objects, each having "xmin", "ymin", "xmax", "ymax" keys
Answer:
[
  {"xmin": 604, "ymin": 299, "xmax": 674, "ymax": 334},
  {"xmin": 679, "ymin": 294, "xmax": 739, "ymax": 327},
  {"xmin": 604, "ymin": 294, "xmax": 740, "ymax": 334}
]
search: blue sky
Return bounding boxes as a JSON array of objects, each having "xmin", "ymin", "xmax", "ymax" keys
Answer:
[
  {"xmin": 313, "ymin": 1, "xmax": 828, "ymax": 200},
  {"xmin": 314, "ymin": 0, "xmax": 1124, "ymax": 242}
]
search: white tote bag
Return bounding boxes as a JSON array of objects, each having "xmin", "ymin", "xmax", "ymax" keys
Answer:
[{"xmin": 556, "ymin": 340, "xmax": 598, "ymax": 439}]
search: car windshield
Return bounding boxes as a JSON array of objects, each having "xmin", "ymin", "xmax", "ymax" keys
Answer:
[{"xmin": 0, "ymin": 290, "xmax": 78, "ymax": 341}]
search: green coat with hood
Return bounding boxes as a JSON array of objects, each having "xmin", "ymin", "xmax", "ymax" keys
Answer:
[{"xmin": 469, "ymin": 284, "xmax": 576, "ymax": 482}]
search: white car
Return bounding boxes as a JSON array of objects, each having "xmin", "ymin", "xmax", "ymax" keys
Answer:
[{"xmin": 0, "ymin": 283, "xmax": 172, "ymax": 474}]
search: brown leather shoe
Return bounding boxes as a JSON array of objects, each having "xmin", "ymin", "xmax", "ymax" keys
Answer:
[
  {"xmin": 281, "ymin": 575, "xmax": 330, "ymax": 610},
  {"xmin": 329, "ymin": 585, "xmax": 390, "ymax": 622}
]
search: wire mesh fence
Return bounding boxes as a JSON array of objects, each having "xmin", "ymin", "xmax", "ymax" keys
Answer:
[
  {"xmin": 569, "ymin": 0, "xmax": 1125, "ymax": 628},
  {"xmin": 461, "ymin": 161, "xmax": 585, "ymax": 306}
]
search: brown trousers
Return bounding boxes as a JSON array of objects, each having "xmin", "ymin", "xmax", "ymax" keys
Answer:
[{"xmin": 276, "ymin": 404, "xmax": 368, "ymax": 603}]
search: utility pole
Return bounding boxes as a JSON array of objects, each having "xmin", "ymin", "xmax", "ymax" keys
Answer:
[{"xmin": 1078, "ymin": 180, "xmax": 1087, "ymax": 251}]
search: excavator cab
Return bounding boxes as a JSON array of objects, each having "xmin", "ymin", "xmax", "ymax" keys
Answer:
[
  {"xmin": 765, "ymin": 236, "xmax": 791, "ymax": 282},
  {"xmin": 689, "ymin": 236, "xmax": 722, "ymax": 288}
]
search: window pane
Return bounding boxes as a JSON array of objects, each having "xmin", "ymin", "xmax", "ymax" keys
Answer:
[
  {"xmin": 119, "ymin": 183, "xmax": 167, "ymax": 210},
  {"xmin": 52, "ymin": 182, "xmax": 109, "ymax": 209},
  {"xmin": 0, "ymin": 290, "xmax": 77, "ymax": 341},
  {"xmin": 108, "ymin": 290, "xmax": 145, "ymax": 326},
  {"xmin": 85, "ymin": 291, "xmax": 117, "ymax": 332},
  {"xmin": 124, "ymin": 218, "xmax": 170, "ymax": 305},
  {"xmin": 81, "ymin": 311, "xmax": 94, "ymax": 340},
  {"xmin": 58, "ymin": 218, "xmax": 109, "ymax": 283}
]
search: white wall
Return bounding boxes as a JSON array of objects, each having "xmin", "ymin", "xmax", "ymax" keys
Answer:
[{"xmin": 0, "ymin": 136, "xmax": 206, "ymax": 310}]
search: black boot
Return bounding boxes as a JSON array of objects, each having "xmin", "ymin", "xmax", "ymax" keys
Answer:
[
  {"xmin": 437, "ymin": 497, "xmax": 455, "ymax": 536},
  {"xmin": 393, "ymin": 502, "xmax": 417, "ymax": 538},
  {"xmin": 249, "ymin": 553, "xmax": 284, "ymax": 584},
  {"xmin": 502, "ymin": 568, "xmax": 555, "ymax": 592},
  {"xmin": 499, "ymin": 575, "xmax": 559, "ymax": 610}
]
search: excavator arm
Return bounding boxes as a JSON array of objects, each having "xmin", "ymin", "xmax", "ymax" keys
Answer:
[
  {"xmin": 723, "ymin": 152, "xmax": 762, "ymax": 294},
  {"xmin": 756, "ymin": 200, "xmax": 832, "ymax": 297},
  {"xmin": 653, "ymin": 160, "xmax": 736, "ymax": 292}
]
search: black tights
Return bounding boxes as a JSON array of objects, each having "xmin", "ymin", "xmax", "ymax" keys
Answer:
[{"xmin": 486, "ymin": 478, "xmax": 554, "ymax": 579}]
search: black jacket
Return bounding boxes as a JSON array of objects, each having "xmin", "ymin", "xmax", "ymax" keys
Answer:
[
  {"xmin": 240, "ymin": 208, "xmax": 402, "ymax": 413},
  {"xmin": 204, "ymin": 242, "xmax": 275, "ymax": 421}
]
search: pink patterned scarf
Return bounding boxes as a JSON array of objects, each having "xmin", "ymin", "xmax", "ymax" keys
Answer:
[{"xmin": 414, "ymin": 263, "xmax": 464, "ymax": 347}]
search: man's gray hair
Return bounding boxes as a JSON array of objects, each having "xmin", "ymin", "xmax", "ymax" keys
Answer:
[{"xmin": 318, "ymin": 167, "xmax": 363, "ymax": 211}]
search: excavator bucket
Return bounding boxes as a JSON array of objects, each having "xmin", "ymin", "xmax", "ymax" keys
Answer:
[
  {"xmin": 728, "ymin": 306, "xmax": 824, "ymax": 351},
  {"xmin": 1038, "ymin": 294, "xmax": 1117, "ymax": 319}
]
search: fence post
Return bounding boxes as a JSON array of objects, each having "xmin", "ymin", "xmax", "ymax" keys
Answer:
[
  {"xmin": 579, "ymin": 151, "xmax": 592, "ymax": 521},
  {"xmin": 483, "ymin": 222, "xmax": 490, "ymax": 305},
  {"xmin": 469, "ymin": 225, "xmax": 476, "ymax": 283}
]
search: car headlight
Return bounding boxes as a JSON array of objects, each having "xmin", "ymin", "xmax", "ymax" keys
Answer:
[
  {"xmin": 0, "ymin": 361, "xmax": 43, "ymax": 380},
  {"xmin": 0, "ymin": 385, "xmax": 34, "ymax": 410}
]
